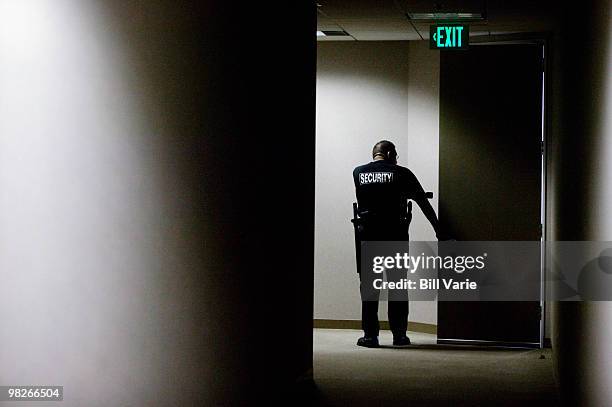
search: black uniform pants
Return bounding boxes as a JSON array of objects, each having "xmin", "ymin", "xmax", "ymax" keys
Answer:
[
  {"xmin": 360, "ymin": 269, "xmax": 409, "ymax": 338},
  {"xmin": 357, "ymin": 221, "xmax": 409, "ymax": 338}
]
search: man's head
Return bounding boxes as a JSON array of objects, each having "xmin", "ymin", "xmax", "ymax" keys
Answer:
[{"xmin": 372, "ymin": 140, "xmax": 398, "ymax": 164}]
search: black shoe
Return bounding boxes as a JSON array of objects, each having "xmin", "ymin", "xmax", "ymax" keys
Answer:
[
  {"xmin": 393, "ymin": 335, "xmax": 411, "ymax": 346},
  {"xmin": 357, "ymin": 336, "xmax": 380, "ymax": 348}
]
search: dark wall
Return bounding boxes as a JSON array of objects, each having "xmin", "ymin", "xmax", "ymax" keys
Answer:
[
  {"xmin": 550, "ymin": 1, "xmax": 612, "ymax": 406},
  {"xmin": 137, "ymin": 1, "xmax": 318, "ymax": 403},
  {"xmin": 103, "ymin": 0, "xmax": 318, "ymax": 403},
  {"xmin": 0, "ymin": 1, "xmax": 315, "ymax": 405}
]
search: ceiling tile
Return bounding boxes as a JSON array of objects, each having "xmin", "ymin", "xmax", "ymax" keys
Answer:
[
  {"xmin": 399, "ymin": 0, "xmax": 485, "ymax": 15},
  {"xmin": 337, "ymin": 17, "xmax": 420, "ymax": 40},
  {"xmin": 317, "ymin": 15, "xmax": 344, "ymax": 31},
  {"xmin": 350, "ymin": 31, "xmax": 420, "ymax": 40},
  {"xmin": 317, "ymin": 0, "xmax": 405, "ymax": 19}
]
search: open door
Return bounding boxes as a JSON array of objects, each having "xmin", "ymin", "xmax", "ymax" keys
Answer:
[{"xmin": 438, "ymin": 44, "xmax": 544, "ymax": 346}]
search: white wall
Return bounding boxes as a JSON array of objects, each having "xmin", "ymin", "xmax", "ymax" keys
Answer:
[{"xmin": 315, "ymin": 41, "xmax": 440, "ymax": 325}]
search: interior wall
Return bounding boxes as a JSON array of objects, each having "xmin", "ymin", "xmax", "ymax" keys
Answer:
[
  {"xmin": 0, "ymin": 1, "xmax": 315, "ymax": 405},
  {"xmin": 315, "ymin": 41, "xmax": 440, "ymax": 325},
  {"xmin": 550, "ymin": 1, "xmax": 612, "ymax": 405}
]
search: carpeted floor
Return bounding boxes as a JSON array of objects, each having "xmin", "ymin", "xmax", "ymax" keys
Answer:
[{"xmin": 309, "ymin": 328, "xmax": 560, "ymax": 407}]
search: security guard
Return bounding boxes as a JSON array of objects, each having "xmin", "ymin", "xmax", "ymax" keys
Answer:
[{"xmin": 353, "ymin": 140, "xmax": 443, "ymax": 348}]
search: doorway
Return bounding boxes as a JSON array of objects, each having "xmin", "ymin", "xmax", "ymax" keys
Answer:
[{"xmin": 437, "ymin": 42, "xmax": 547, "ymax": 347}]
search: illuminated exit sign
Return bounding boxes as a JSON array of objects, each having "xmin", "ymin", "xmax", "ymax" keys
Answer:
[{"xmin": 430, "ymin": 24, "xmax": 469, "ymax": 50}]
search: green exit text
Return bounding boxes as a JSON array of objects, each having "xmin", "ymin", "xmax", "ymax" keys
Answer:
[{"xmin": 429, "ymin": 24, "xmax": 469, "ymax": 50}]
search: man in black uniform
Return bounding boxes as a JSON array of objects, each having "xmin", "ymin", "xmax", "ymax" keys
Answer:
[{"xmin": 353, "ymin": 140, "xmax": 443, "ymax": 348}]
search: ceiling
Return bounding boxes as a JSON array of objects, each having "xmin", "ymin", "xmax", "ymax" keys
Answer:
[{"xmin": 317, "ymin": 0, "xmax": 557, "ymax": 41}]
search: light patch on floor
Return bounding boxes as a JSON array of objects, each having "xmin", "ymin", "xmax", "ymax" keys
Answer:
[{"xmin": 313, "ymin": 328, "xmax": 559, "ymax": 407}]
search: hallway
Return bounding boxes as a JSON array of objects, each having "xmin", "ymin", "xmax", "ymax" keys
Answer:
[{"xmin": 311, "ymin": 329, "xmax": 559, "ymax": 407}]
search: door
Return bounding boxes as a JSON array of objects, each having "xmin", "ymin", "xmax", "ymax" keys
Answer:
[{"xmin": 437, "ymin": 44, "xmax": 543, "ymax": 346}]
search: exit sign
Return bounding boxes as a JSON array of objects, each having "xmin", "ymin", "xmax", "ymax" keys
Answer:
[{"xmin": 430, "ymin": 24, "xmax": 469, "ymax": 50}]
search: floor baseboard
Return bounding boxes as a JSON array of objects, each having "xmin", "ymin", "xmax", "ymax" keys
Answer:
[{"xmin": 313, "ymin": 319, "xmax": 437, "ymax": 335}]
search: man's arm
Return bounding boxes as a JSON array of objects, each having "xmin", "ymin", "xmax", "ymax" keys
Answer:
[
  {"xmin": 405, "ymin": 169, "xmax": 446, "ymax": 239},
  {"xmin": 414, "ymin": 194, "xmax": 444, "ymax": 239}
]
